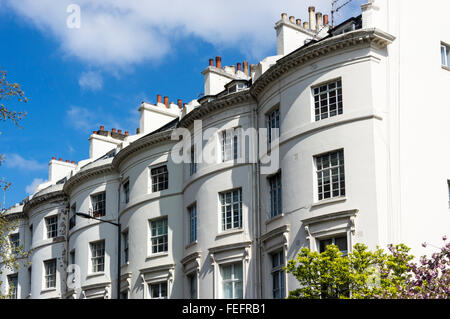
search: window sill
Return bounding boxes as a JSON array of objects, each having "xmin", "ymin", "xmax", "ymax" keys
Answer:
[
  {"xmin": 265, "ymin": 213, "xmax": 285, "ymax": 225},
  {"xmin": 41, "ymin": 288, "xmax": 56, "ymax": 294},
  {"xmin": 312, "ymin": 197, "xmax": 347, "ymax": 208},
  {"xmin": 121, "ymin": 262, "xmax": 130, "ymax": 269},
  {"xmin": 185, "ymin": 240, "xmax": 198, "ymax": 250},
  {"xmin": 86, "ymin": 272, "xmax": 105, "ymax": 279},
  {"xmin": 146, "ymin": 252, "xmax": 169, "ymax": 261},
  {"xmin": 215, "ymin": 228, "xmax": 244, "ymax": 239},
  {"xmin": 442, "ymin": 65, "xmax": 450, "ymax": 72}
]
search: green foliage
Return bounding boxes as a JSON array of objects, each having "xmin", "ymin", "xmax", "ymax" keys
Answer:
[
  {"xmin": 0, "ymin": 214, "xmax": 31, "ymax": 299},
  {"xmin": 0, "ymin": 67, "xmax": 29, "ymax": 298},
  {"xmin": 285, "ymin": 243, "xmax": 414, "ymax": 299},
  {"xmin": 0, "ymin": 67, "xmax": 28, "ymax": 128}
]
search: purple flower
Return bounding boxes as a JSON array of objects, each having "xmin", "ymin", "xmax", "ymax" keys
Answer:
[
  {"xmin": 422, "ymin": 242, "xmax": 427, "ymax": 248},
  {"xmin": 443, "ymin": 235, "xmax": 448, "ymax": 241}
]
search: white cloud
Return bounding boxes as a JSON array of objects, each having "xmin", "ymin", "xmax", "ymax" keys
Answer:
[
  {"xmin": 66, "ymin": 105, "xmax": 129, "ymax": 133},
  {"xmin": 79, "ymin": 71, "xmax": 103, "ymax": 91},
  {"xmin": 66, "ymin": 106, "xmax": 96, "ymax": 131},
  {"xmin": 4, "ymin": 0, "xmax": 365, "ymax": 67},
  {"xmin": 26, "ymin": 178, "xmax": 45, "ymax": 195},
  {"xmin": 3, "ymin": 154, "xmax": 47, "ymax": 171}
]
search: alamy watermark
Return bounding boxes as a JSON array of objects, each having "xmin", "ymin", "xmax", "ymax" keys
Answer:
[
  {"xmin": 66, "ymin": 4, "xmax": 81, "ymax": 29},
  {"xmin": 170, "ymin": 120, "xmax": 280, "ymax": 175}
]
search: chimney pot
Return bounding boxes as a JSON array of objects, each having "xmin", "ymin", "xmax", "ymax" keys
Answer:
[
  {"xmin": 296, "ymin": 19, "xmax": 301, "ymax": 26},
  {"xmin": 136, "ymin": 128, "xmax": 140, "ymax": 134},
  {"xmin": 236, "ymin": 63, "xmax": 242, "ymax": 71},
  {"xmin": 164, "ymin": 96, "xmax": 169, "ymax": 108},
  {"xmin": 177, "ymin": 99, "xmax": 183, "ymax": 109},
  {"xmin": 209, "ymin": 58, "xmax": 214, "ymax": 66},
  {"xmin": 243, "ymin": 61, "xmax": 249, "ymax": 75},
  {"xmin": 125, "ymin": 131, "xmax": 129, "ymax": 136},
  {"xmin": 118, "ymin": 129, "xmax": 122, "ymax": 134},
  {"xmin": 100, "ymin": 125, "xmax": 105, "ymax": 131},
  {"xmin": 215, "ymin": 56, "xmax": 222, "ymax": 69},
  {"xmin": 112, "ymin": 128, "xmax": 116, "ymax": 133},
  {"xmin": 281, "ymin": 13, "xmax": 287, "ymax": 20},
  {"xmin": 157, "ymin": 94, "xmax": 162, "ymax": 104},
  {"xmin": 289, "ymin": 16, "xmax": 295, "ymax": 23},
  {"xmin": 323, "ymin": 14, "xmax": 329, "ymax": 25},
  {"xmin": 316, "ymin": 12, "xmax": 323, "ymax": 28},
  {"xmin": 52, "ymin": 157, "xmax": 56, "ymax": 160},
  {"xmin": 71, "ymin": 161, "xmax": 75, "ymax": 164},
  {"xmin": 66, "ymin": 160, "xmax": 70, "ymax": 163},
  {"xmin": 303, "ymin": 22, "xmax": 309, "ymax": 29},
  {"xmin": 308, "ymin": 6, "xmax": 316, "ymax": 31},
  {"xmin": 59, "ymin": 158, "xmax": 63, "ymax": 162}
]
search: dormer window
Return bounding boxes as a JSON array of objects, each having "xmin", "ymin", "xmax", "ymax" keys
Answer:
[{"xmin": 227, "ymin": 82, "xmax": 247, "ymax": 94}]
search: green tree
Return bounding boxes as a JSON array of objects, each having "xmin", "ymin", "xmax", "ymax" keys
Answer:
[
  {"xmin": 285, "ymin": 243, "xmax": 414, "ymax": 299},
  {"xmin": 0, "ymin": 67, "xmax": 29, "ymax": 299}
]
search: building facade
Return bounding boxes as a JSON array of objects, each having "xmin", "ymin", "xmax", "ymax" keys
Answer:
[{"xmin": 1, "ymin": 0, "xmax": 450, "ymax": 299}]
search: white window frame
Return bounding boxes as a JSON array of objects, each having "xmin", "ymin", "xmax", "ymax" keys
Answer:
[
  {"xmin": 220, "ymin": 128, "xmax": 240, "ymax": 162},
  {"xmin": 271, "ymin": 250, "xmax": 286, "ymax": 299},
  {"xmin": 91, "ymin": 192, "xmax": 106, "ymax": 217},
  {"xmin": 268, "ymin": 171, "xmax": 282, "ymax": 219},
  {"xmin": 190, "ymin": 145, "xmax": 197, "ymax": 176},
  {"xmin": 45, "ymin": 215, "xmax": 58, "ymax": 239},
  {"xmin": 220, "ymin": 262, "xmax": 243, "ymax": 299},
  {"xmin": 318, "ymin": 235, "xmax": 349, "ymax": 256},
  {"xmin": 123, "ymin": 180, "xmax": 130, "ymax": 204},
  {"xmin": 44, "ymin": 259, "xmax": 57, "ymax": 289},
  {"xmin": 122, "ymin": 230, "xmax": 129, "ymax": 264},
  {"xmin": 188, "ymin": 204, "xmax": 197, "ymax": 244},
  {"xmin": 312, "ymin": 78, "xmax": 343, "ymax": 121},
  {"xmin": 266, "ymin": 107, "xmax": 280, "ymax": 146},
  {"xmin": 188, "ymin": 272, "xmax": 198, "ymax": 299},
  {"xmin": 150, "ymin": 218, "xmax": 168, "ymax": 254},
  {"xmin": 441, "ymin": 42, "xmax": 450, "ymax": 68},
  {"xmin": 9, "ymin": 233, "xmax": 20, "ymax": 250},
  {"xmin": 150, "ymin": 165, "xmax": 169, "ymax": 192},
  {"xmin": 90, "ymin": 240, "xmax": 105, "ymax": 273},
  {"xmin": 8, "ymin": 274, "xmax": 18, "ymax": 299},
  {"xmin": 219, "ymin": 188, "xmax": 243, "ymax": 232},
  {"xmin": 315, "ymin": 149, "xmax": 345, "ymax": 201},
  {"xmin": 150, "ymin": 282, "xmax": 168, "ymax": 299}
]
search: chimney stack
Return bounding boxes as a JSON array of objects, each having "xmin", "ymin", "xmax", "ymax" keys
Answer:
[
  {"xmin": 243, "ymin": 61, "xmax": 249, "ymax": 75},
  {"xmin": 164, "ymin": 96, "xmax": 169, "ymax": 108},
  {"xmin": 157, "ymin": 94, "xmax": 162, "ymax": 104},
  {"xmin": 316, "ymin": 12, "xmax": 323, "ymax": 28},
  {"xmin": 308, "ymin": 6, "xmax": 316, "ymax": 31},
  {"xmin": 296, "ymin": 19, "xmax": 301, "ymax": 26},
  {"xmin": 289, "ymin": 16, "xmax": 295, "ymax": 23},
  {"xmin": 323, "ymin": 14, "xmax": 329, "ymax": 26},
  {"xmin": 215, "ymin": 56, "xmax": 222, "ymax": 69},
  {"xmin": 209, "ymin": 58, "xmax": 214, "ymax": 67}
]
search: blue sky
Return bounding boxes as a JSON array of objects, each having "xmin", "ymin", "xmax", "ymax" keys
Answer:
[{"xmin": 0, "ymin": 0, "xmax": 363, "ymax": 208}]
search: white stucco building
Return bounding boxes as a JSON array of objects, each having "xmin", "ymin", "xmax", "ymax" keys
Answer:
[{"xmin": 1, "ymin": 0, "xmax": 450, "ymax": 299}]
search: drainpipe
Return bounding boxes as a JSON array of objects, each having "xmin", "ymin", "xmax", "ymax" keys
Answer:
[
  {"xmin": 117, "ymin": 175, "xmax": 122, "ymax": 299},
  {"xmin": 249, "ymin": 91, "xmax": 262, "ymax": 299}
]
